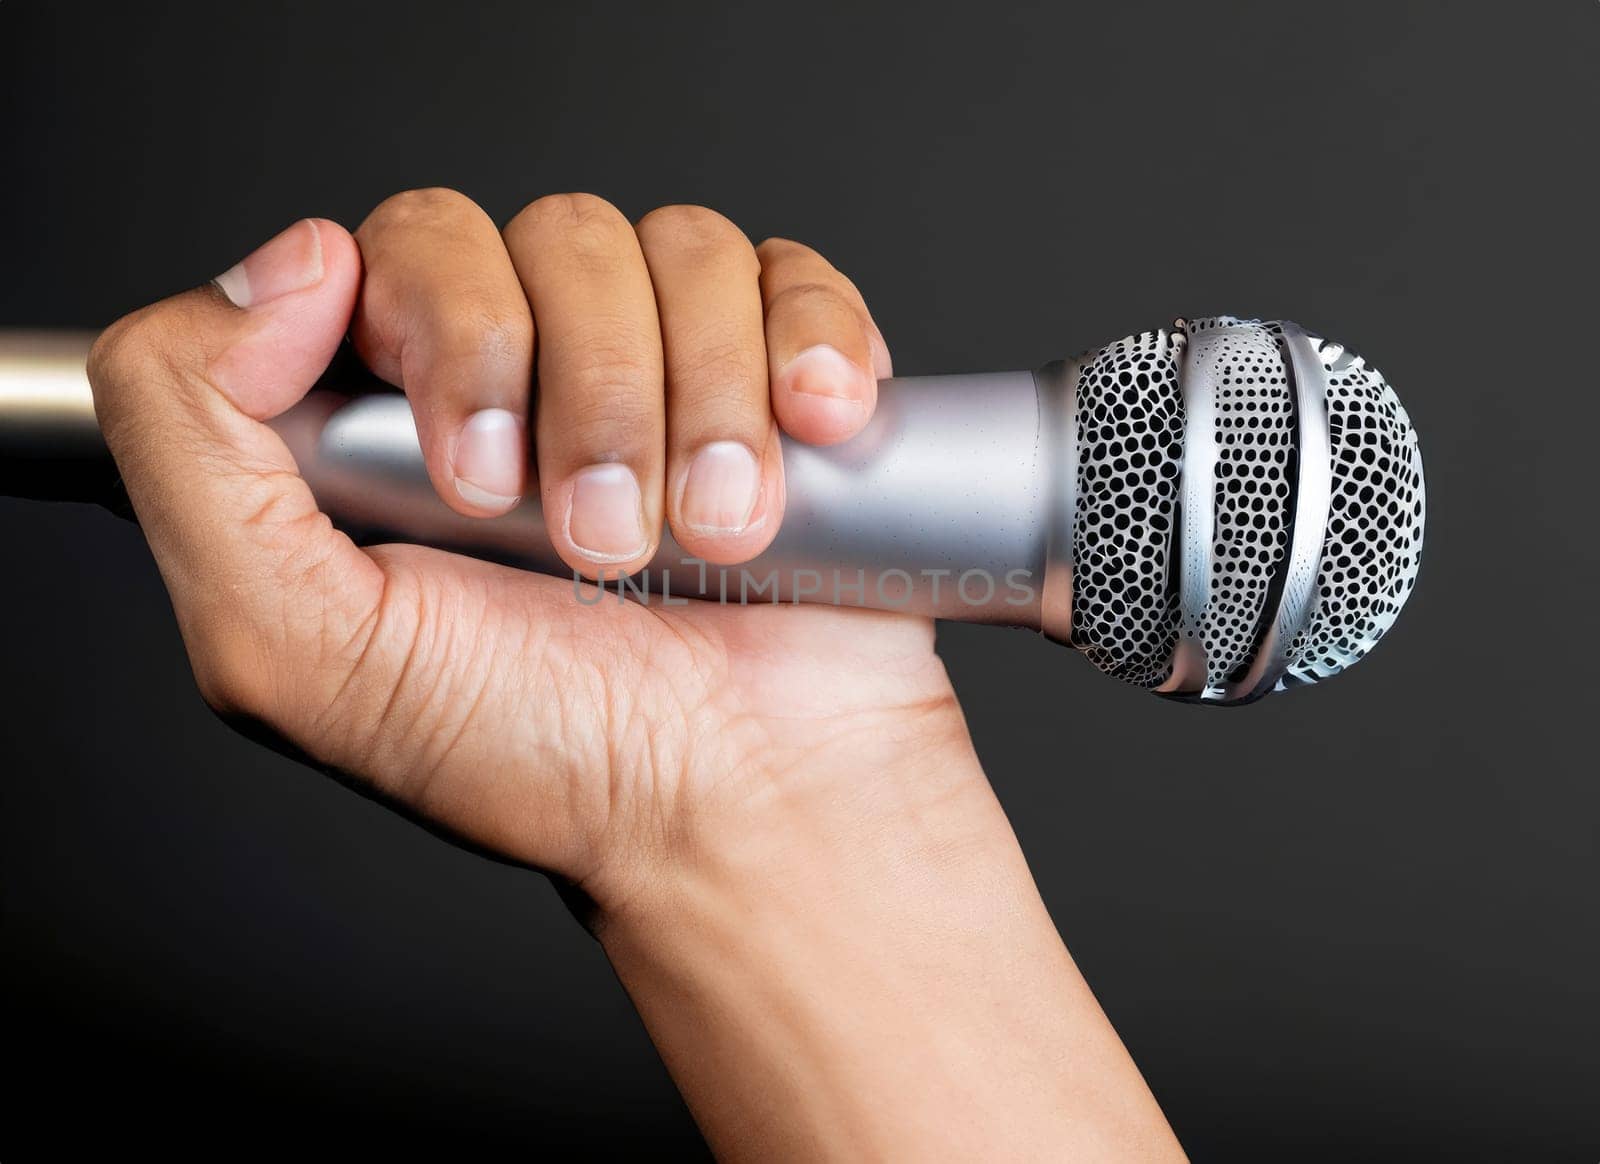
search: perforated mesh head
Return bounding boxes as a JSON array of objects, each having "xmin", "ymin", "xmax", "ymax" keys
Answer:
[
  {"xmin": 1068, "ymin": 317, "xmax": 1425, "ymax": 702},
  {"xmin": 1183, "ymin": 321, "xmax": 1297, "ymax": 689},
  {"xmin": 1068, "ymin": 330, "xmax": 1186, "ymax": 686},
  {"xmin": 1277, "ymin": 332, "xmax": 1425, "ymax": 691}
]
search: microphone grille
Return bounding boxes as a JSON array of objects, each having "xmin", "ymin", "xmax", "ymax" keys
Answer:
[
  {"xmin": 1067, "ymin": 317, "xmax": 1425, "ymax": 702},
  {"xmin": 1068, "ymin": 329, "xmax": 1186, "ymax": 687},
  {"xmin": 1183, "ymin": 321, "xmax": 1299, "ymax": 688},
  {"xmin": 1276, "ymin": 334, "xmax": 1425, "ymax": 691}
]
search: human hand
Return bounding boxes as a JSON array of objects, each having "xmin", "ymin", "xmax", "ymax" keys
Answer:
[{"xmin": 87, "ymin": 193, "xmax": 982, "ymax": 916}]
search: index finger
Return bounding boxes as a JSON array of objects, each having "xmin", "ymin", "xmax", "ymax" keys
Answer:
[{"xmin": 352, "ymin": 188, "xmax": 535, "ymax": 517}]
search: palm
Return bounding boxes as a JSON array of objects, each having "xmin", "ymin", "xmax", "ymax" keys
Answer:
[{"xmin": 323, "ymin": 543, "xmax": 961, "ymax": 884}]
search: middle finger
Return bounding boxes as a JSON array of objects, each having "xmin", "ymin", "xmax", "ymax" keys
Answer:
[{"xmin": 504, "ymin": 193, "xmax": 664, "ymax": 576}]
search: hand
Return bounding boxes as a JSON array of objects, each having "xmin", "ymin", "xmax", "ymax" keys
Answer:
[
  {"xmin": 89, "ymin": 194, "xmax": 975, "ymax": 909},
  {"xmin": 88, "ymin": 194, "xmax": 1182, "ymax": 1161}
]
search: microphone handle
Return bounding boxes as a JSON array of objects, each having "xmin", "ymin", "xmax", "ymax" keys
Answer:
[{"xmin": 0, "ymin": 330, "xmax": 1079, "ymax": 636}]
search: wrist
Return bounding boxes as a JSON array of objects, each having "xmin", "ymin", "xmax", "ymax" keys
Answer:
[{"xmin": 585, "ymin": 691, "xmax": 1000, "ymax": 932}]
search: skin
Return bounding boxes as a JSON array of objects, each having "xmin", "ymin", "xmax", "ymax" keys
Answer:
[{"xmin": 87, "ymin": 194, "xmax": 1186, "ymax": 1162}]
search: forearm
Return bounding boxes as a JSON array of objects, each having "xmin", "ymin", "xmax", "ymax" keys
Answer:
[{"xmin": 598, "ymin": 755, "xmax": 1186, "ymax": 1162}]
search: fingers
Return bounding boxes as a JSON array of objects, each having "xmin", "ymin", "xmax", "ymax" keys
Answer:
[
  {"xmin": 352, "ymin": 188, "xmax": 534, "ymax": 517},
  {"xmin": 504, "ymin": 194, "xmax": 666, "ymax": 577},
  {"xmin": 756, "ymin": 238, "xmax": 892, "ymax": 447},
  {"xmin": 636, "ymin": 205, "xmax": 783, "ymax": 564},
  {"xmin": 87, "ymin": 219, "xmax": 381, "ymax": 727},
  {"xmin": 342, "ymin": 194, "xmax": 886, "ymax": 574}
]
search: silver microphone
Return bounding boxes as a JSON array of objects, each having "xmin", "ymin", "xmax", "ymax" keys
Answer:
[{"xmin": 0, "ymin": 317, "xmax": 1425, "ymax": 706}]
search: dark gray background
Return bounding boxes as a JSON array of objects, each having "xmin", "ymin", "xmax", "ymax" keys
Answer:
[{"xmin": 2, "ymin": 1, "xmax": 1595, "ymax": 1159}]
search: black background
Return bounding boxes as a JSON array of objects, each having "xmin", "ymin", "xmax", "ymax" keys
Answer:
[{"xmin": 2, "ymin": 2, "xmax": 1596, "ymax": 1159}]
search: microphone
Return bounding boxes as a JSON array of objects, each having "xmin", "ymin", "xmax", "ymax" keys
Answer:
[{"xmin": 0, "ymin": 317, "xmax": 1425, "ymax": 706}]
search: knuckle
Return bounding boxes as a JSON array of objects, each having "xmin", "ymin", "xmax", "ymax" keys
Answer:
[
  {"xmin": 565, "ymin": 358, "xmax": 661, "ymax": 426},
  {"xmin": 671, "ymin": 332, "xmax": 760, "ymax": 396},
  {"xmin": 507, "ymin": 192, "xmax": 629, "ymax": 253},
  {"xmin": 637, "ymin": 204, "xmax": 751, "ymax": 264},
  {"xmin": 85, "ymin": 304, "xmax": 204, "ymax": 445},
  {"xmin": 755, "ymin": 236, "xmax": 807, "ymax": 262},
  {"xmin": 547, "ymin": 318, "xmax": 656, "ymax": 389},
  {"xmin": 360, "ymin": 186, "xmax": 479, "ymax": 235},
  {"xmin": 85, "ymin": 321, "xmax": 133, "ymax": 391},
  {"xmin": 422, "ymin": 300, "xmax": 532, "ymax": 374},
  {"xmin": 678, "ymin": 382, "xmax": 762, "ymax": 437},
  {"xmin": 755, "ymin": 236, "xmax": 823, "ymax": 277},
  {"xmin": 555, "ymin": 367, "xmax": 661, "ymax": 447},
  {"xmin": 765, "ymin": 279, "xmax": 854, "ymax": 321},
  {"xmin": 756, "ymin": 240, "xmax": 867, "ymax": 311},
  {"xmin": 348, "ymin": 287, "xmax": 407, "ymax": 377},
  {"xmin": 86, "ymin": 308, "xmax": 161, "ymax": 387}
]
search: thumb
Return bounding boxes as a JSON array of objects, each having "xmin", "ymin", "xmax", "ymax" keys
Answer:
[{"xmin": 89, "ymin": 218, "xmax": 382, "ymax": 726}]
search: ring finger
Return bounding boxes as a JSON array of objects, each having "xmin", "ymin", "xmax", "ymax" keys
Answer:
[{"xmin": 636, "ymin": 205, "xmax": 782, "ymax": 565}]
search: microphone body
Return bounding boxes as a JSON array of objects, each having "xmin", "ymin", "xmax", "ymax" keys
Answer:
[{"xmin": 0, "ymin": 330, "xmax": 1078, "ymax": 636}]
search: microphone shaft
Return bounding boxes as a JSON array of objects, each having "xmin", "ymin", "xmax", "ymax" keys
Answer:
[{"xmin": 0, "ymin": 330, "xmax": 1077, "ymax": 632}]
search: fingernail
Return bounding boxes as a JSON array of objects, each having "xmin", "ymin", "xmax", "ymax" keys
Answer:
[
  {"xmin": 214, "ymin": 219, "xmax": 324, "ymax": 309},
  {"xmin": 454, "ymin": 408, "xmax": 524, "ymax": 513},
  {"xmin": 780, "ymin": 344, "xmax": 871, "ymax": 402},
  {"xmin": 681, "ymin": 441, "xmax": 761, "ymax": 534},
  {"xmin": 567, "ymin": 464, "xmax": 647, "ymax": 561}
]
